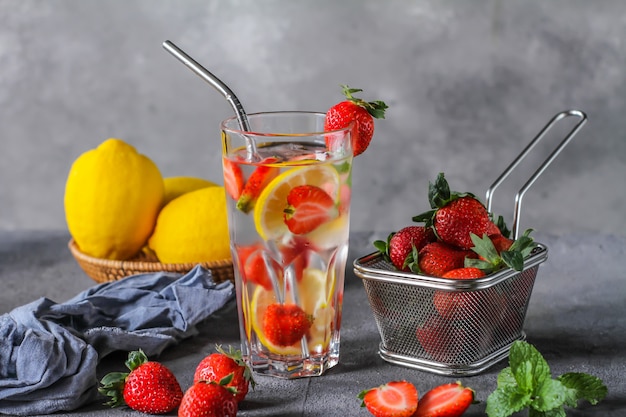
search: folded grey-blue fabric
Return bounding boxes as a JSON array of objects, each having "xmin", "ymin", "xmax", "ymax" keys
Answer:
[{"xmin": 0, "ymin": 265, "xmax": 234, "ymax": 416}]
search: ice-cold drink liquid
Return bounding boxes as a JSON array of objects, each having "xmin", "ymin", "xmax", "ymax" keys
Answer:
[{"xmin": 221, "ymin": 112, "xmax": 353, "ymax": 378}]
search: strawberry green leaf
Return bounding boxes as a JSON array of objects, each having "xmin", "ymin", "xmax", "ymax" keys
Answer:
[
  {"xmin": 492, "ymin": 215, "xmax": 511, "ymax": 239},
  {"xmin": 339, "ymin": 84, "xmax": 388, "ymax": 119},
  {"xmin": 429, "ymin": 172, "xmax": 452, "ymax": 209},
  {"xmin": 470, "ymin": 233, "xmax": 501, "ymax": 263},
  {"xmin": 125, "ymin": 349, "xmax": 148, "ymax": 371},
  {"xmin": 404, "ymin": 244, "xmax": 421, "ymax": 274},
  {"xmin": 411, "ymin": 209, "xmax": 436, "ymax": 226},
  {"xmin": 373, "ymin": 232, "xmax": 394, "ymax": 262},
  {"xmin": 501, "ymin": 250, "xmax": 524, "ymax": 271}
]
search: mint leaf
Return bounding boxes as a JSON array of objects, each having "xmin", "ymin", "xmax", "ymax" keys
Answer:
[
  {"xmin": 486, "ymin": 341, "xmax": 607, "ymax": 417},
  {"xmin": 529, "ymin": 407, "xmax": 566, "ymax": 417},
  {"xmin": 559, "ymin": 372, "xmax": 608, "ymax": 407},
  {"xmin": 486, "ymin": 386, "xmax": 527, "ymax": 417},
  {"xmin": 509, "ymin": 341, "xmax": 552, "ymax": 393},
  {"xmin": 532, "ymin": 378, "xmax": 568, "ymax": 412}
]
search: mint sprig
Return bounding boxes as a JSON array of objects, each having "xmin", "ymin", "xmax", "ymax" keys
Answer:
[{"xmin": 486, "ymin": 341, "xmax": 607, "ymax": 417}]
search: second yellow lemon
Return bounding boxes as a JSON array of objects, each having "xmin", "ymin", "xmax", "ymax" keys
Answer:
[
  {"xmin": 162, "ymin": 176, "xmax": 217, "ymax": 206},
  {"xmin": 148, "ymin": 186, "xmax": 231, "ymax": 263}
]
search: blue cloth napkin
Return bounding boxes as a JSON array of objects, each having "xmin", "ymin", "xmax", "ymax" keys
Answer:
[{"xmin": 0, "ymin": 265, "xmax": 234, "ymax": 416}]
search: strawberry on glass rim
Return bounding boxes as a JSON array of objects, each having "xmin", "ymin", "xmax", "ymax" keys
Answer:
[{"xmin": 325, "ymin": 85, "xmax": 388, "ymax": 156}]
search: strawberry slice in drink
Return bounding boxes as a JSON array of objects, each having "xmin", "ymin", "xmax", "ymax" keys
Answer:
[
  {"xmin": 223, "ymin": 158, "xmax": 245, "ymax": 200},
  {"xmin": 283, "ymin": 185, "xmax": 337, "ymax": 235},
  {"xmin": 236, "ymin": 158, "xmax": 280, "ymax": 213}
]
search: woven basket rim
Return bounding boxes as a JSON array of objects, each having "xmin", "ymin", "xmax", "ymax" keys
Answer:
[{"xmin": 67, "ymin": 238, "xmax": 232, "ymax": 269}]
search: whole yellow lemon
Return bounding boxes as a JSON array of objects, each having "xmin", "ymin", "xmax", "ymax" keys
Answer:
[
  {"xmin": 162, "ymin": 176, "xmax": 217, "ymax": 206},
  {"xmin": 64, "ymin": 138, "xmax": 164, "ymax": 260},
  {"xmin": 148, "ymin": 186, "xmax": 231, "ymax": 263}
]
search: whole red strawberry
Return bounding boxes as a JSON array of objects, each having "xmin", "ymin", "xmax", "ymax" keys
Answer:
[
  {"xmin": 415, "ymin": 317, "xmax": 469, "ymax": 363},
  {"xmin": 413, "ymin": 173, "xmax": 500, "ymax": 250},
  {"xmin": 325, "ymin": 85, "xmax": 388, "ymax": 156},
  {"xmin": 417, "ymin": 241, "xmax": 477, "ymax": 277},
  {"xmin": 99, "ymin": 350, "xmax": 183, "ymax": 415},
  {"xmin": 413, "ymin": 381, "xmax": 474, "ymax": 417},
  {"xmin": 358, "ymin": 380, "xmax": 418, "ymax": 417},
  {"xmin": 433, "ymin": 267, "xmax": 486, "ymax": 319},
  {"xmin": 262, "ymin": 303, "xmax": 313, "ymax": 346},
  {"xmin": 194, "ymin": 345, "xmax": 255, "ymax": 403},
  {"xmin": 179, "ymin": 379, "xmax": 238, "ymax": 417},
  {"xmin": 284, "ymin": 185, "xmax": 337, "ymax": 234},
  {"xmin": 374, "ymin": 226, "xmax": 436, "ymax": 271}
]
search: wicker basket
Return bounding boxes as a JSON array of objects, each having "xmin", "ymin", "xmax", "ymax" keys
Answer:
[{"xmin": 68, "ymin": 239, "xmax": 234, "ymax": 284}]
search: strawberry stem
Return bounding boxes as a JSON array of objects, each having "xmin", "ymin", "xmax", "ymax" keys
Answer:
[{"xmin": 340, "ymin": 84, "xmax": 388, "ymax": 119}]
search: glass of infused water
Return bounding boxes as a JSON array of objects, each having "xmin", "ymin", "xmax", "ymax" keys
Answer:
[{"xmin": 221, "ymin": 111, "xmax": 353, "ymax": 378}]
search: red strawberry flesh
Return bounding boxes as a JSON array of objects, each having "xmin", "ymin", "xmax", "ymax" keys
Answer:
[
  {"xmin": 284, "ymin": 185, "xmax": 336, "ymax": 234},
  {"xmin": 359, "ymin": 380, "xmax": 418, "ymax": 417},
  {"xmin": 413, "ymin": 382, "xmax": 474, "ymax": 417}
]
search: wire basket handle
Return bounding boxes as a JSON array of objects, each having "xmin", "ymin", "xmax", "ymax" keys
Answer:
[{"xmin": 485, "ymin": 110, "xmax": 588, "ymax": 239}]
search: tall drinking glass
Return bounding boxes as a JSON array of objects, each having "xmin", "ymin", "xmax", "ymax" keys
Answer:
[{"xmin": 221, "ymin": 112, "xmax": 353, "ymax": 378}]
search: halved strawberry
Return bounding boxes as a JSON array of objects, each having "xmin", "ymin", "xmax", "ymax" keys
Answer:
[
  {"xmin": 283, "ymin": 185, "xmax": 336, "ymax": 235},
  {"xmin": 223, "ymin": 158, "xmax": 245, "ymax": 201},
  {"xmin": 236, "ymin": 158, "xmax": 280, "ymax": 213},
  {"xmin": 413, "ymin": 382, "xmax": 474, "ymax": 417},
  {"xmin": 325, "ymin": 85, "xmax": 388, "ymax": 156},
  {"xmin": 358, "ymin": 380, "xmax": 418, "ymax": 417},
  {"xmin": 262, "ymin": 303, "xmax": 313, "ymax": 347}
]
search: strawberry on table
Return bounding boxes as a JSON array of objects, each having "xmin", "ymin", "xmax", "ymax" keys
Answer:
[
  {"xmin": 414, "ymin": 381, "xmax": 474, "ymax": 417},
  {"xmin": 194, "ymin": 345, "xmax": 255, "ymax": 403},
  {"xmin": 283, "ymin": 185, "xmax": 337, "ymax": 234},
  {"xmin": 413, "ymin": 173, "xmax": 500, "ymax": 250},
  {"xmin": 99, "ymin": 349, "xmax": 183, "ymax": 415},
  {"xmin": 358, "ymin": 380, "xmax": 418, "ymax": 417},
  {"xmin": 262, "ymin": 303, "xmax": 313, "ymax": 347},
  {"xmin": 325, "ymin": 85, "xmax": 388, "ymax": 156},
  {"xmin": 179, "ymin": 378, "xmax": 238, "ymax": 417}
]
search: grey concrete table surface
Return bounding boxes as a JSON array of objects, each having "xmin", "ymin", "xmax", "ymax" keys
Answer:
[{"xmin": 0, "ymin": 230, "xmax": 625, "ymax": 416}]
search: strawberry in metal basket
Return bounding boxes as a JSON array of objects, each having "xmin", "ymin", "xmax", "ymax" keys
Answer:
[{"xmin": 413, "ymin": 173, "xmax": 501, "ymax": 250}]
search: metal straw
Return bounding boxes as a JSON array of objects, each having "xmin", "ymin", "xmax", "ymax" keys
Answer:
[{"xmin": 162, "ymin": 40, "xmax": 258, "ymax": 159}]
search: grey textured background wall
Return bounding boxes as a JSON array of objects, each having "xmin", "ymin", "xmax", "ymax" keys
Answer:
[{"xmin": 1, "ymin": 0, "xmax": 625, "ymax": 237}]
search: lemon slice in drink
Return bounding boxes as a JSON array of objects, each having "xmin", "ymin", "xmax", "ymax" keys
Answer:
[
  {"xmin": 250, "ymin": 267, "xmax": 335, "ymax": 355},
  {"xmin": 253, "ymin": 165, "xmax": 340, "ymax": 240}
]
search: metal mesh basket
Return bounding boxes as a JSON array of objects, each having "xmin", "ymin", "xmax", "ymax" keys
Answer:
[
  {"xmin": 354, "ymin": 245, "xmax": 547, "ymax": 375},
  {"xmin": 353, "ymin": 110, "xmax": 587, "ymax": 375}
]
